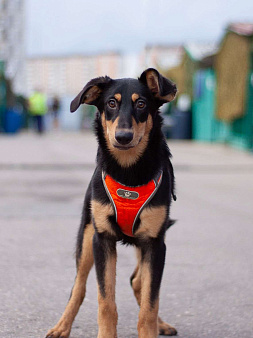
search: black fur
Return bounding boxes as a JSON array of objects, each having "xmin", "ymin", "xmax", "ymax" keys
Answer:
[
  {"xmin": 74, "ymin": 69, "xmax": 177, "ymax": 294},
  {"xmin": 75, "ymin": 112, "xmax": 176, "ymax": 259},
  {"xmin": 93, "ymin": 231, "xmax": 116, "ymax": 298},
  {"xmin": 46, "ymin": 69, "xmax": 178, "ymax": 337}
]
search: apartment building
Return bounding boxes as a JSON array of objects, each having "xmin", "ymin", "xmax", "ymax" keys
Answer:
[
  {"xmin": 25, "ymin": 46, "xmax": 185, "ymax": 97},
  {"xmin": 26, "ymin": 52, "xmax": 122, "ymax": 96},
  {"xmin": 142, "ymin": 44, "xmax": 184, "ymax": 71}
]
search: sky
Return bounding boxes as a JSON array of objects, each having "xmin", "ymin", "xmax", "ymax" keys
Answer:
[{"xmin": 25, "ymin": 0, "xmax": 253, "ymax": 56}]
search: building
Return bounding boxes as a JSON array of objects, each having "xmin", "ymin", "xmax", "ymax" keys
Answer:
[
  {"xmin": 25, "ymin": 52, "xmax": 122, "ymax": 96},
  {"xmin": 0, "ymin": 0, "xmax": 25, "ymax": 94},
  {"xmin": 141, "ymin": 44, "xmax": 183, "ymax": 72},
  {"xmin": 215, "ymin": 23, "xmax": 253, "ymax": 122},
  {"xmin": 165, "ymin": 42, "xmax": 217, "ymax": 98},
  {"xmin": 192, "ymin": 23, "xmax": 253, "ymax": 151}
]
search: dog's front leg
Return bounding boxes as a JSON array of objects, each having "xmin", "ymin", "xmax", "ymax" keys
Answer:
[
  {"xmin": 46, "ymin": 223, "xmax": 94, "ymax": 338},
  {"xmin": 93, "ymin": 231, "xmax": 117, "ymax": 338},
  {"xmin": 137, "ymin": 239, "xmax": 166, "ymax": 338}
]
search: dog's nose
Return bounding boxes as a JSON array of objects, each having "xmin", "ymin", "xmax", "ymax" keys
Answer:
[{"xmin": 115, "ymin": 130, "xmax": 133, "ymax": 145}]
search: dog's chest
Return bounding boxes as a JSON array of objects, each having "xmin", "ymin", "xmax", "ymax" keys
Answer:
[{"xmin": 98, "ymin": 171, "xmax": 165, "ymax": 238}]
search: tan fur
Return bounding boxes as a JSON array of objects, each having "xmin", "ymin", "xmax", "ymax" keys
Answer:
[
  {"xmin": 131, "ymin": 93, "xmax": 140, "ymax": 102},
  {"xmin": 131, "ymin": 116, "xmax": 147, "ymax": 144},
  {"xmin": 135, "ymin": 205, "xmax": 167, "ymax": 238},
  {"xmin": 131, "ymin": 249, "xmax": 142, "ymax": 304},
  {"xmin": 97, "ymin": 253, "xmax": 118, "ymax": 338},
  {"xmin": 158, "ymin": 317, "xmax": 177, "ymax": 336},
  {"xmin": 91, "ymin": 200, "xmax": 115, "ymax": 236},
  {"xmin": 146, "ymin": 70, "xmax": 160, "ymax": 94},
  {"xmin": 146, "ymin": 70, "xmax": 176, "ymax": 102},
  {"xmin": 137, "ymin": 261, "xmax": 159, "ymax": 338},
  {"xmin": 102, "ymin": 115, "xmax": 118, "ymax": 146},
  {"xmin": 114, "ymin": 93, "xmax": 121, "ymax": 102},
  {"xmin": 115, "ymin": 127, "xmax": 133, "ymax": 134},
  {"xmin": 159, "ymin": 93, "xmax": 176, "ymax": 102},
  {"xmin": 46, "ymin": 223, "xmax": 94, "ymax": 338},
  {"xmin": 102, "ymin": 113, "xmax": 153, "ymax": 167},
  {"xmin": 132, "ymin": 266, "xmax": 142, "ymax": 304},
  {"xmin": 83, "ymin": 86, "xmax": 102, "ymax": 104},
  {"xmin": 131, "ymin": 248, "xmax": 177, "ymax": 336}
]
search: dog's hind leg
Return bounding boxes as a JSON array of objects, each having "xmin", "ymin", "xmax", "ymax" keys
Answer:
[
  {"xmin": 46, "ymin": 223, "xmax": 94, "ymax": 338},
  {"xmin": 130, "ymin": 247, "xmax": 177, "ymax": 336}
]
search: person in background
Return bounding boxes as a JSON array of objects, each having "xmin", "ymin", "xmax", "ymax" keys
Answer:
[
  {"xmin": 50, "ymin": 95, "xmax": 61, "ymax": 130},
  {"xmin": 28, "ymin": 89, "xmax": 47, "ymax": 134}
]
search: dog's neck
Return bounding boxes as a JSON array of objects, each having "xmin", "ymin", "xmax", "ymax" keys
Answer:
[{"xmin": 94, "ymin": 113, "xmax": 171, "ymax": 186}]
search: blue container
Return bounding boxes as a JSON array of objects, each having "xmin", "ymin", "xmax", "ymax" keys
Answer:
[
  {"xmin": 170, "ymin": 108, "xmax": 192, "ymax": 139},
  {"xmin": 3, "ymin": 108, "xmax": 23, "ymax": 133}
]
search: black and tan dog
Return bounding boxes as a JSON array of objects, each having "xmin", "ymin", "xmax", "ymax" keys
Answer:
[{"xmin": 46, "ymin": 68, "xmax": 177, "ymax": 338}]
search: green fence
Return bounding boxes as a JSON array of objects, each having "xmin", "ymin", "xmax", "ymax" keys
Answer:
[
  {"xmin": 192, "ymin": 69, "xmax": 216, "ymax": 142},
  {"xmin": 228, "ymin": 72, "xmax": 253, "ymax": 150}
]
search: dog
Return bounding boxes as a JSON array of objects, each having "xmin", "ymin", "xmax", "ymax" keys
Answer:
[{"xmin": 46, "ymin": 68, "xmax": 177, "ymax": 338}]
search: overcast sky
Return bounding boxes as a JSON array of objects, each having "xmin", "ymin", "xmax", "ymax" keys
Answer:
[{"xmin": 25, "ymin": 0, "xmax": 253, "ymax": 56}]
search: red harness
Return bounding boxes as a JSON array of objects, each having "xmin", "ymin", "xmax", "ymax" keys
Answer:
[{"xmin": 102, "ymin": 171, "xmax": 163, "ymax": 237}]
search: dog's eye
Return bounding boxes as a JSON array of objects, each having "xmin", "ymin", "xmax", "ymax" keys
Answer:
[
  {"xmin": 136, "ymin": 100, "xmax": 146, "ymax": 109},
  {"xmin": 108, "ymin": 99, "xmax": 117, "ymax": 109}
]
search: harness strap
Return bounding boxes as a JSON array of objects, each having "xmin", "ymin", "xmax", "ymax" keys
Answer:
[{"xmin": 102, "ymin": 170, "xmax": 163, "ymax": 237}]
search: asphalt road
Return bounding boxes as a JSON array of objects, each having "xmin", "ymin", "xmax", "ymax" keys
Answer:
[{"xmin": 1, "ymin": 131, "xmax": 253, "ymax": 338}]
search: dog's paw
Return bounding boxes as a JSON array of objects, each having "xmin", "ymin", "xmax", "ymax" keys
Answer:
[
  {"xmin": 158, "ymin": 317, "xmax": 177, "ymax": 336},
  {"xmin": 46, "ymin": 320, "xmax": 71, "ymax": 338}
]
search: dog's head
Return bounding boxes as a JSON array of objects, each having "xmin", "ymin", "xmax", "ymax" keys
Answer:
[{"xmin": 71, "ymin": 68, "xmax": 177, "ymax": 166}]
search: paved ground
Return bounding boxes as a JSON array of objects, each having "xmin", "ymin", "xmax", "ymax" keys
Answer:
[{"xmin": 1, "ymin": 131, "xmax": 253, "ymax": 338}]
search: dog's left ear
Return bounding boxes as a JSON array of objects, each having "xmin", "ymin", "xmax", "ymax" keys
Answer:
[{"xmin": 139, "ymin": 68, "xmax": 177, "ymax": 103}]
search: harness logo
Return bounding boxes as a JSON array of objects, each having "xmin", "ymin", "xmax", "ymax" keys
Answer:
[{"xmin": 117, "ymin": 189, "xmax": 139, "ymax": 200}]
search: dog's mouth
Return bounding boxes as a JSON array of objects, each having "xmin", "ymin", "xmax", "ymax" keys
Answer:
[{"xmin": 113, "ymin": 144, "xmax": 135, "ymax": 150}]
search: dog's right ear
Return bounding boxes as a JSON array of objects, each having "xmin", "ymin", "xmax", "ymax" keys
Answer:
[
  {"xmin": 139, "ymin": 68, "xmax": 177, "ymax": 103},
  {"xmin": 70, "ymin": 76, "xmax": 112, "ymax": 112}
]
